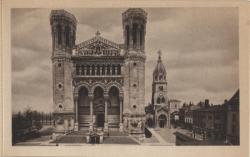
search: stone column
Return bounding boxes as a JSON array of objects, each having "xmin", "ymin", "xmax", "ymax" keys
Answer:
[
  {"xmin": 168, "ymin": 114, "xmax": 171, "ymax": 128},
  {"xmin": 79, "ymin": 66, "xmax": 82, "ymax": 75},
  {"xmin": 114, "ymin": 66, "xmax": 117, "ymax": 75},
  {"xmin": 94, "ymin": 66, "xmax": 97, "ymax": 75},
  {"xmin": 64, "ymin": 118, "xmax": 68, "ymax": 134},
  {"xmin": 90, "ymin": 66, "xmax": 92, "ymax": 76},
  {"xmin": 100, "ymin": 66, "xmax": 103, "ymax": 75},
  {"xmin": 105, "ymin": 65, "xmax": 107, "ymax": 75},
  {"xmin": 104, "ymin": 94, "xmax": 109, "ymax": 132},
  {"xmin": 119, "ymin": 96, "xmax": 123, "ymax": 132},
  {"xmin": 155, "ymin": 113, "xmax": 158, "ymax": 128},
  {"xmin": 70, "ymin": 117, "xmax": 74, "ymax": 131},
  {"xmin": 74, "ymin": 97, "xmax": 79, "ymax": 131},
  {"xmin": 72, "ymin": 63, "xmax": 76, "ymax": 77},
  {"xmin": 128, "ymin": 118, "xmax": 131, "ymax": 133},
  {"xmin": 89, "ymin": 94, "xmax": 94, "ymax": 131}
]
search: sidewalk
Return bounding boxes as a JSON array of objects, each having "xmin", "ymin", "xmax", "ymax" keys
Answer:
[{"xmin": 144, "ymin": 128, "xmax": 175, "ymax": 146}]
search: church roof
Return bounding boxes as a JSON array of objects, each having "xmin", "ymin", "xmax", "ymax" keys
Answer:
[
  {"xmin": 50, "ymin": 10, "xmax": 77, "ymax": 24},
  {"xmin": 226, "ymin": 89, "xmax": 239, "ymax": 106},
  {"xmin": 73, "ymin": 31, "xmax": 122, "ymax": 57},
  {"xmin": 153, "ymin": 50, "xmax": 166, "ymax": 77},
  {"xmin": 122, "ymin": 8, "xmax": 147, "ymax": 20},
  {"xmin": 77, "ymin": 31, "xmax": 120, "ymax": 50}
]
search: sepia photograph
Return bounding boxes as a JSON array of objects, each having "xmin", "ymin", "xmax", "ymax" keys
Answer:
[{"xmin": 10, "ymin": 7, "xmax": 240, "ymax": 147}]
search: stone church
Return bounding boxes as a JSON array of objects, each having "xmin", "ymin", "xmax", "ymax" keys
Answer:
[
  {"xmin": 145, "ymin": 51, "xmax": 171, "ymax": 129},
  {"xmin": 50, "ymin": 8, "xmax": 147, "ymax": 136}
]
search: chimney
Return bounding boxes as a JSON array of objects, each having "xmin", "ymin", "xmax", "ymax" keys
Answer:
[{"xmin": 205, "ymin": 99, "xmax": 209, "ymax": 107}]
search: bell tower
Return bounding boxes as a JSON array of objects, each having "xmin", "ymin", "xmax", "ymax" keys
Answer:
[
  {"xmin": 50, "ymin": 10, "xmax": 77, "ymax": 133},
  {"xmin": 122, "ymin": 8, "xmax": 147, "ymax": 137},
  {"xmin": 152, "ymin": 50, "xmax": 168, "ymax": 106},
  {"xmin": 152, "ymin": 50, "xmax": 170, "ymax": 128}
]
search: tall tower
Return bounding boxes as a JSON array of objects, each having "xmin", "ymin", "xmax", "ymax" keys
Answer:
[
  {"xmin": 152, "ymin": 50, "xmax": 170, "ymax": 128},
  {"xmin": 50, "ymin": 10, "xmax": 77, "ymax": 133},
  {"xmin": 152, "ymin": 50, "xmax": 168, "ymax": 105},
  {"xmin": 122, "ymin": 8, "xmax": 147, "ymax": 136}
]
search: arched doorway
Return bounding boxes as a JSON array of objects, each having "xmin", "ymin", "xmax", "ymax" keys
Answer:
[
  {"xmin": 108, "ymin": 86, "xmax": 120, "ymax": 128},
  {"xmin": 158, "ymin": 114, "xmax": 167, "ymax": 128},
  {"xmin": 93, "ymin": 86, "xmax": 105, "ymax": 127},
  {"xmin": 78, "ymin": 86, "xmax": 90, "ymax": 128}
]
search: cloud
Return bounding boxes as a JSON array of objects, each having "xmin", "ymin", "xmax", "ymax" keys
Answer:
[
  {"xmin": 68, "ymin": 8, "xmax": 125, "ymax": 31},
  {"xmin": 11, "ymin": 8, "xmax": 239, "ymax": 113}
]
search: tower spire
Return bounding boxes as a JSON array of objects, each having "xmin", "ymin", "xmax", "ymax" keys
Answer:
[
  {"xmin": 158, "ymin": 50, "xmax": 162, "ymax": 62},
  {"xmin": 95, "ymin": 30, "xmax": 101, "ymax": 36}
]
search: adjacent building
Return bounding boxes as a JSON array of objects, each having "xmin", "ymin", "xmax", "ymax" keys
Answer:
[
  {"xmin": 192, "ymin": 104, "xmax": 227, "ymax": 141},
  {"xmin": 226, "ymin": 90, "xmax": 239, "ymax": 145},
  {"xmin": 184, "ymin": 105, "xmax": 200, "ymax": 129},
  {"xmin": 169, "ymin": 99, "xmax": 182, "ymax": 113}
]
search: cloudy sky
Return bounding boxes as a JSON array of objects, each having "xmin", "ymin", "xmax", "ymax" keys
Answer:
[{"xmin": 12, "ymin": 8, "xmax": 239, "ymax": 113}]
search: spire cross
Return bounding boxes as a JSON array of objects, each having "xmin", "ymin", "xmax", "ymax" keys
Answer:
[
  {"xmin": 158, "ymin": 50, "xmax": 162, "ymax": 57},
  {"xmin": 158, "ymin": 50, "xmax": 162, "ymax": 62},
  {"xmin": 96, "ymin": 31, "xmax": 101, "ymax": 36}
]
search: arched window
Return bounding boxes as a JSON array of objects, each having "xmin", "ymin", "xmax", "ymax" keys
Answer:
[
  {"xmin": 157, "ymin": 97, "xmax": 161, "ymax": 104},
  {"xmin": 159, "ymin": 75, "xmax": 162, "ymax": 80},
  {"xmin": 140, "ymin": 25, "xmax": 144, "ymax": 47},
  {"xmin": 92, "ymin": 65, "xmax": 95, "ymax": 75},
  {"xmin": 112, "ymin": 65, "xmax": 115, "ymax": 75},
  {"xmin": 126, "ymin": 25, "xmax": 130, "ymax": 48},
  {"xmin": 133, "ymin": 23, "xmax": 138, "ymax": 48},
  {"xmin": 117, "ymin": 64, "xmax": 121, "ymax": 75},
  {"xmin": 65, "ymin": 26, "xmax": 70, "ymax": 47},
  {"xmin": 161, "ymin": 97, "xmax": 165, "ymax": 103},
  {"xmin": 97, "ymin": 65, "xmax": 100, "ymax": 75},
  {"xmin": 86, "ymin": 65, "xmax": 90, "ymax": 75},
  {"xmin": 107, "ymin": 65, "xmax": 110, "ymax": 75},
  {"xmin": 76, "ymin": 65, "xmax": 80, "ymax": 75},
  {"xmin": 82, "ymin": 65, "xmax": 85, "ymax": 75},
  {"xmin": 57, "ymin": 25, "xmax": 62, "ymax": 45},
  {"xmin": 102, "ymin": 65, "xmax": 105, "ymax": 75}
]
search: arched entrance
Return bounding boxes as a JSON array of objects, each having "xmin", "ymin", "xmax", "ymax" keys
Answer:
[
  {"xmin": 108, "ymin": 86, "xmax": 120, "ymax": 128},
  {"xmin": 158, "ymin": 114, "xmax": 167, "ymax": 128},
  {"xmin": 93, "ymin": 86, "xmax": 105, "ymax": 128},
  {"xmin": 78, "ymin": 86, "xmax": 90, "ymax": 128}
]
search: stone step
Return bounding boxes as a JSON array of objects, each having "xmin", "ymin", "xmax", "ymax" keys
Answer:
[{"xmin": 52, "ymin": 135, "xmax": 86, "ymax": 143}]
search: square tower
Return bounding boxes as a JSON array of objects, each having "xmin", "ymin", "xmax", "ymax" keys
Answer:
[{"xmin": 122, "ymin": 8, "xmax": 147, "ymax": 137}]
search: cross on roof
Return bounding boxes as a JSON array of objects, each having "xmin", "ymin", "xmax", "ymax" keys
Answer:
[
  {"xmin": 158, "ymin": 50, "xmax": 162, "ymax": 57},
  {"xmin": 158, "ymin": 50, "xmax": 162, "ymax": 62},
  {"xmin": 96, "ymin": 31, "xmax": 101, "ymax": 36}
]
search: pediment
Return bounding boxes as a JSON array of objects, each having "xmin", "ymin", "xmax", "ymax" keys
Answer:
[{"xmin": 74, "ymin": 34, "xmax": 121, "ymax": 57}]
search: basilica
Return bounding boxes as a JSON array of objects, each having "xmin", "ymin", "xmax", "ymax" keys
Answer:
[{"xmin": 50, "ymin": 8, "xmax": 170, "ymax": 137}]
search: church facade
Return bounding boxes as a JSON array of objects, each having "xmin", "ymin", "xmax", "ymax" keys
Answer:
[{"xmin": 50, "ymin": 8, "xmax": 147, "ymax": 136}]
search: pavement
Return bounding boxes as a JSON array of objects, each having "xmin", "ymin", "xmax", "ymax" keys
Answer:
[
  {"xmin": 142, "ymin": 128, "xmax": 175, "ymax": 146},
  {"xmin": 15, "ymin": 127, "xmax": 194, "ymax": 146}
]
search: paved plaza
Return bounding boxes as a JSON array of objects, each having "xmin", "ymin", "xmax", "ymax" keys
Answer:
[{"xmin": 14, "ymin": 126, "xmax": 196, "ymax": 146}]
